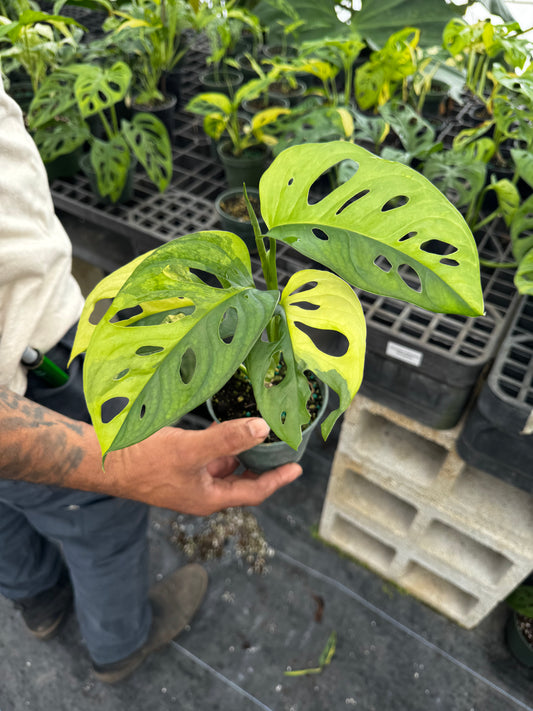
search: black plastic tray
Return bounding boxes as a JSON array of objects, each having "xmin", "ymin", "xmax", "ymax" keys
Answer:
[
  {"xmin": 356, "ymin": 221, "xmax": 520, "ymax": 429},
  {"xmin": 457, "ymin": 295, "xmax": 533, "ymax": 491}
]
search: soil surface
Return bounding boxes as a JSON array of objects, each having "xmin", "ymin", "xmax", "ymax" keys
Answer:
[
  {"xmin": 518, "ymin": 614, "xmax": 533, "ymax": 646},
  {"xmin": 219, "ymin": 193, "xmax": 261, "ymax": 222},
  {"xmin": 210, "ymin": 367, "xmax": 323, "ymax": 443}
]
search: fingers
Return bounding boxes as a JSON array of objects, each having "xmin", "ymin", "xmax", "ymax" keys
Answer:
[
  {"xmin": 190, "ymin": 418, "xmax": 271, "ymax": 465},
  {"xmin": 210, "ymin": 462, "xmax": 303, "ymax": 510}
]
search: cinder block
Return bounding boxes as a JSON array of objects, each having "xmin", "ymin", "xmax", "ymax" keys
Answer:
[{"xmin": 319, "ymin": 395, "xmax": 533, "ymax": 628}]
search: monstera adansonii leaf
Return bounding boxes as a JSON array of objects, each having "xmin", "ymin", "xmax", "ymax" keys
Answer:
[
  {"xmin": 260, "ymin": 141, "xmax": 484, "ymax": 317},
  {"xmin": 78, "ymin": 232, "xmax": 279, "ymax": 457},
  {"xmin": 245, "ymin": 270, "xmax": 366, "ymax": 449}
]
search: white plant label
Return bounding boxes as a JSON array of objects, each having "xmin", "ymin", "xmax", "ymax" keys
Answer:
[{"xmin": 385, "ymin": 341, "xmax": 423, "ymax": 367}]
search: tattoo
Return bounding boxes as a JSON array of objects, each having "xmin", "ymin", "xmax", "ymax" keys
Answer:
[{"xmin": 0, "ymin": 386, "xmax": 87, "ymax": 486}]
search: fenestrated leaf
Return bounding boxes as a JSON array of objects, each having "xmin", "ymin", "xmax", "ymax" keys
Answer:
[
  {"xmin": 280, "ymin": 269, "xmax": 366, "ymax": 440},
  {"xmin": 379, "ymin": 102, "xmax": 436, "ymax": 160},
  {"xmin": 70, "ymin": 250, "xmax": 156, "ymax": 364},
  {"xmin": 27, "ymin": 68, "xmax": 77, "ymax": 130},
  {"xmin": 422, "ymin": 151, "xmax": 486, "ymax": 210},
  {"xmin": 122, "ymin": 113, "xmax": 172, "ymax": 192},
  {"xmin": 261, "ymin": 141, "xmax": 484, "ymax": 316},
  {"xmin": 73, "ymin": 61, "xmax": 131, "ymax": 118},
  {"xmin": 90, "ymin": 135, "xmax": 131, "ymax": 202},
  {"xmin": 33, "ymin": 111, "xmax": 90, "ymax": 163},
  {"xmin": 83, "ymin": 232, "xmax": 279, "ymax": 456},
  {"xmin": 245, "ymin": 307, "xmax": 314, "ymax": 450}
]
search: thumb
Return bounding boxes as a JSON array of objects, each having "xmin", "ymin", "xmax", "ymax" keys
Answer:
[{"xmin": 194, "ymin": 417, "xmax": 271, "ymax": 463}]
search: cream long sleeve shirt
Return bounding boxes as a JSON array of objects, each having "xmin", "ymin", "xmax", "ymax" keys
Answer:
[{"xmin": 0, "ymin": 79, "xmax": 84, "ymax": 394}]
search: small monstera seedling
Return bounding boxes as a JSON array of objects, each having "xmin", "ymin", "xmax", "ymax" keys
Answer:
[{"xmin": 71, "ymin": 141, "xmax": 484, "ymax": 459}]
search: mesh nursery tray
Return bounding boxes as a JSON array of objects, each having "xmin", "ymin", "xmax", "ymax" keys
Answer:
[{"xmin": 457, "ymin": 295, "xmax": 533, "ymax": 492}]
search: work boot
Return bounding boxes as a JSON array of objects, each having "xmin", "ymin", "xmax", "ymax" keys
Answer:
[
  {"xmin": 92, "ymin": 563, "xmax": 208, "ymax": 684},
  {"xmin": 14, "ymin": 567, "xmax": 73, "ymax": 641}
]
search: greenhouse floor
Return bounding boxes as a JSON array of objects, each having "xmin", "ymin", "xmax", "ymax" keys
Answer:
[{"xmin": 1, "ymin": 417, "xmax": 532, "ymax": 711}]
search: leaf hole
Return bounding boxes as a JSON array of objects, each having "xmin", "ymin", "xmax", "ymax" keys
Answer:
[
  {"xmin": 136, "ymin": 345, "xmax": 164, "ymax": 356},
  {"xmin": 290, "ymin": 300, "xmax": 320, "ymax": 311},
  {"xmin": 280, "ymin": 411, "xmax": 287, "ymax": 425},
  {"xmin": 110, "ymin": 304, "xmax": 143, "ymax": 323},
  {"xmin": 179, "ymin": 347, "xmax": 196, "ymax": 384},
  {"xmin": 101, "ymin": 396, "xmax": 129, "ymax": 424},
  {"xmin": 219, "ymin": 307, "xmax": 238, "ymax": 344},
  {"xmin": 312, "ymin": 228, "xmax": 329, "ymax": 241},
  {"xmin": 189, "ymin": 268, "xmax": 223, "ymax": 288},
  {"xmin": 374, "ymin": 255, "xmax": 393, "ymax": 273},
  {"xmin": 89, "ymin": 298, "xmax": 113, "ymax": 325},
  {"xmin": 290, "ymin": 281, "xmax": 318, "ymax": 296},
  {"xmin": 294, "ymin": 322, "xmax": 349, "ymax": 357},
  {"xmin": 398, "ymin": 265, "xmax": 422, "ymax": 292},
  {"xmin": 264, "ymin": 353, "xmax": 286, "ymax": 388},
  {"xmin": 399, "ymin": 231, "xmax": 417, "ymax": 242},
  {"xmin": 113, "ymin": 368, "xmax": 130, "ymax": 381},
  {"xmin": 440, "ymin": 257, "xmax": 460, "ymax": 266},
  {"xmin": 381, "ymin": 195, "xmax": 409, "ymax": 211},
  {"xmin": 336, "ymin": 189, "xmax": 370, "ymax": 215},
  {"xmin": 308, "ymin": 160, "xmax": 359, "ymax": 204},
  {"xmin": 420, "ymin": 240, "xmax": 457, "ymax": 256},
  {"xmin": 288, "ymin": 177, "xmax": 294, "ymax": 186},
  {"xmin": 140, "ymin": 404, "xmax": 146, "ymax": 419}
]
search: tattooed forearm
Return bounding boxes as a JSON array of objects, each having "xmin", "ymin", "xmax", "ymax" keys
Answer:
[{"xmin": 0, "ymin": 385, "xmax": 91, "ymax": 486}]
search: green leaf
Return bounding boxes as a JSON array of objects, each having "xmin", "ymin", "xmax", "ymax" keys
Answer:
[
  {"xmin": 27, "ymin": 68, "xmax": 77, "ymax": 129},
  {"xmin": 487, "ymin": 178, "xmax": 520, "ymax": 227},
  {"xmin": 122, "ymin": 112, "xmax": 172, "ymax": 192},
  {"xmin": 379, "ymin": 102, "xmax": 435, "ymax": 160},
  {"xmin": 261, "ymin": 141, "xmax": 484, "ymax": 316},
  {"xmin": 82, "ymin": 232, "xmax": 279, "ymax": 456},
  {"xmin": 73, "ymin": 61, "xmax": 131, "ymax": 118},
  {"xmin": 70, "ymin": 250, "xmax": 156, "ymax": 365},
  {"xmin": 186, "ymin": 92, "xmax": 233, "ymax": 117},
  {"xmin": 511, "ymin": 194, "xmax": 533, "ymax": 263},
  {"xmin": 245, "ymin": 308, "xmax": 315, "ymax": 449},
  {"xmin": 422, "ymin": 152, "xmax": 486, "ymax": 210},
  {"xmin": 507, "ymin": 586, "xmax": 533, "ymax": 618},
  {"xmin": 90, "ymin": 136, "xmax": 131, "ymax": 203},
  {"xmin": 355, "ymin": 0, "xmax": 460, "ymax": 48},
  {"xmin": 514, "ymin": 249, "xmax": 533, "ymax": 296},
  {"xmin": 511, "ymin": 149, "xmax": 533, "ymax": 190},
  {"xmin": 280, "ymin": 269, "xmax": 366, "ymax": 440},
  {"xmin": 33, "ymin": 111, "xmax": 90, "ymax": 162}
]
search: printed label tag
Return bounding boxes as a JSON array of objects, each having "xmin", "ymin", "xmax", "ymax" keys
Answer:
[{"xmin": 385, "ymin": 341, "xmax": 423, "ymax": 367}]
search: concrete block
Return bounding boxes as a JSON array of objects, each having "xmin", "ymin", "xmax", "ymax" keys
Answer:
[{"xmin": 319, "ymin": 395, "xmax": 533, "ymax": 628}]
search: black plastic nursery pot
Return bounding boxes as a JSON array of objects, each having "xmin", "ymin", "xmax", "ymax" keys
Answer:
[
  {"xmin": 207, "ymin": 381, "xmax": 329, "ymax": 474},
  {"xmin": 215, "ymin": 187, "xmax": 266, "ymax": 252},
  {"xmin": 356, "ymin": 222, "xmax": 521, "ymax": 429},
  {"xmin": 456, "ymin": 295, "xmax": 533, "ymax": 493},
  {"xmin": 506, "ymin": 612, "xmax": 533, "ymax": 668},
  {"xmin": 216, "ymin": 140, "xmax": 269, "ymax": 188}
]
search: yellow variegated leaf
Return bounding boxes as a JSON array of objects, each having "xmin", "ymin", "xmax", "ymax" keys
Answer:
[
  {"xmin": 69, "ymin": 250, "xmax": 155, "ymax": 365},
  {"xmin": 280, "ymin": 268, "xmax": 366, "ymax": 439}
]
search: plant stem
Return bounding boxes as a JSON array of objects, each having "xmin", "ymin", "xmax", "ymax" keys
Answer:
[
  {"xmin": 472, "ymin": 208, "xmax": 499, "ymax": 232},
  {"xmin": 479, "ymin": 258, "xmax": 517, "ymax": 269},
  {"xmin": 243, "ymin": 184, "xmax": 279, "ymax": 342}
]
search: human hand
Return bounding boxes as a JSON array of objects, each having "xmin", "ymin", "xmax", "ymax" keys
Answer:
[{"xmin": 105, "ymin": 417, "xmax": 303, "ymax": 515}]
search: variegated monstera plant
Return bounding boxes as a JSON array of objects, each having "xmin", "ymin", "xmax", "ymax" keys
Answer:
[{"xmin": 71, "ymin": 141, "xmax": 484, "ymax": 459}]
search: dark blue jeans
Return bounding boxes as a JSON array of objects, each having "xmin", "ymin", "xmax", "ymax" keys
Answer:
[{"xmin": 0, "ymin": 328, "xmax": 151, "ymax": 665}]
